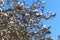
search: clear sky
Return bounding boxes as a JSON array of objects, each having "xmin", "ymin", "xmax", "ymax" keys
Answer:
[
  {"xmin": 3, "ymin": 0, "xmax": 60, "ymax": 40},
  {"xmin": 45, "ymin": 0, "xmax": 60, "ymax": 40},
  {"xmin": 24, "ymin": 0, "xmax": 60, "ymax": 40}
]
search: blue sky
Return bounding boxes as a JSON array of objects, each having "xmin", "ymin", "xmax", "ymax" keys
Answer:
[
  {"xmin": 26, "ymin": 0, "xmax": 60, "ymax": 40},
  {"xmin": 24, "ymin": 0, "xmax": 60, "ymax": 40},
  {"xmin": 3, "ymin": 0, "xmax": 60, "ymax": 40},
  {"xmin": 45, "ymin": 0, "xmax": 60, "ymax": 40}
]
